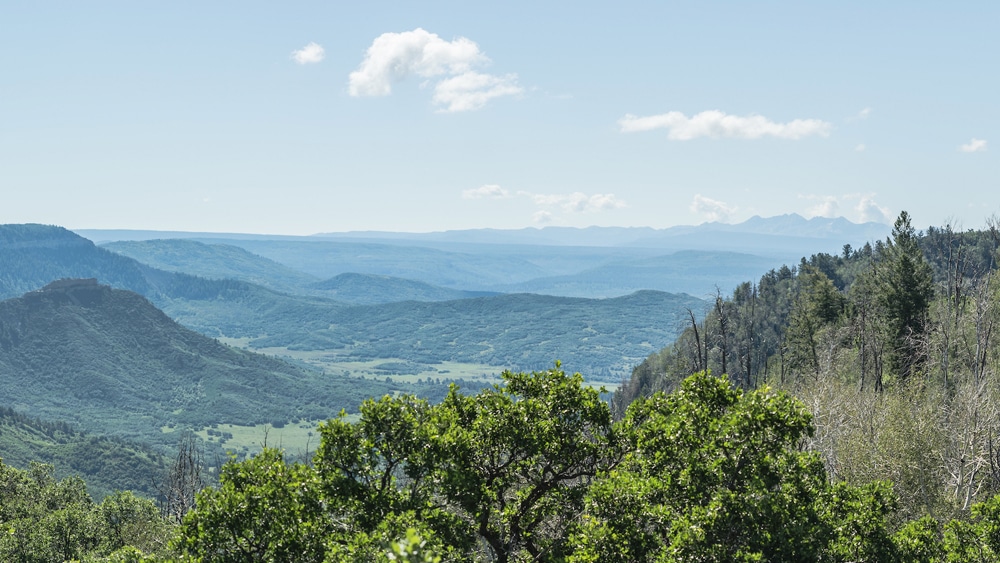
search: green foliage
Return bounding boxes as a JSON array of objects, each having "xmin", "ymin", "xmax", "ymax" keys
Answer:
[
  {"xmin": 174, "ymin": 448, "xmax": 329, "ymax": 562},
  {"xmin": 819, "ymin": 480, "xmax": 899, "ymax": 562},
  {"xmin": 573, "ymin": 371, "xmax": 830, "ymax": 562},
  {"xmin": 784, "ymin": 265, "xmax": 846, "ymax": 377},
  {"xmin": 894, "ymin": 516, "xmax": 944, "ymax": 563},
  {"xmin": 387, "ymin": 529, "xmax": 442, "ymax": 563},
  {"xmin": 176, "ymin": 366, "xmax": 613, "ymax": 562},
  {"xmin": 435, "ymin": 365, "xmax": 616, "ymax": 561},
  {"xmin": 0, "ymin": 460, "xmax": 170, "ymax": 562},
  {"xmin": 0, "ymin": 406, "xmax": 167, "ymax": 500},
  {"xmin": 875, "ymin": 210, "xmax": 935, "ymax": 379}
]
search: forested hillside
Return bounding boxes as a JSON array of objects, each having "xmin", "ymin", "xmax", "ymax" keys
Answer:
[
  {"xmin": 0, "ymin": 406, "xmax": 166, "ymax": 500},
  {"xmin": 0, "ymin": 224, "xmax": 153, "ymax": 299},
  {"xmin": 616, "ymin": 212, "xmax": 1000, "ymax": 524},
  {"xmin": 0, "ymin": 279, "xmax": 441, "ymax": 450}
]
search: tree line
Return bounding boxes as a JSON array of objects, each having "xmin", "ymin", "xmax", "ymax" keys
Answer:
[
  {"xmin": 616, "ymin": 211, "xmax": 1000, "ymax": 523},
  {"xmin": 9, "ymin": 366, "xmax": 1000, "ymax": 561}
]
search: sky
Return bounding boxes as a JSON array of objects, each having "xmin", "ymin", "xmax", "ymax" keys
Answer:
[{"xmin": 1, "ymin": 1, "xmax": 997, "ymax": 235}]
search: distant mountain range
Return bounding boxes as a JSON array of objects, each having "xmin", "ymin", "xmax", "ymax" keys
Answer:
[
  {"xmin": 308, "ymin": 214, "xmax": 891, "ymax": 251},
  {"xmin": 77, "ymin": 213, "xmax": 890, "ymax": 253},
  {"xmin": 77, "ymin": 215, "xmax": 891, "ymax": 298}
]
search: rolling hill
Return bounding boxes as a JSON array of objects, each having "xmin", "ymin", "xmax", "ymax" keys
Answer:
[
  {"xmin": 0, "ymin": 279, "xmax": 431, "ymax": 450},
  {"xmin": 0, "ymin": 406, "xmax": 167, "ymax": 500}
]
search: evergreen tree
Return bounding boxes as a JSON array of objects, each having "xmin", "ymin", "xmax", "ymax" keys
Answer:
[{"xmin": 877, "ymin": 211, "xmax": 935, "ymax": 380}]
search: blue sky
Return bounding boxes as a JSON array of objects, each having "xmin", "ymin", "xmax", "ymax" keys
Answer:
[{"xmin": 2, "ymin": 1, "xmax": 996, "ymax": 234}]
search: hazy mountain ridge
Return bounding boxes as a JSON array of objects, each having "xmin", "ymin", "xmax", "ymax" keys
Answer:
[
  {"xmin": 102, "ymin": 239, "xmax": 319, "ymax": 292},
  {"xmin": 307, "ymin": 214, "xmax": 890, "ymax": 248},
  {"xmin": 100, "ymin": 239, "xmax": 500, "ymax": 305},
  {"xmin": 79, "ymin": 215, "xmax": 888, "ymax": 298},
  {"xmin": 310, "ymin": 273, "xmax": 498, "ymax": 304},
  {"xmin": 0, "ymin": 224, "xmax": 154, "ymax": 300},
  {"xmin": 499, "ymin": 250, "xmax": 783, "ymax": 299}
]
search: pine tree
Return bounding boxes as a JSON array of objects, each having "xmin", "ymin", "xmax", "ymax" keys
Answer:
[{"xmin": 877, "ymin": 211, "xmax": 934, "ymax": 380}]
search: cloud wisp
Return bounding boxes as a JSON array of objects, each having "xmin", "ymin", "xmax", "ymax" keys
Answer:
[
  {"xmin": 462, "ymin": 184, "xmax": 510, "ymax": 199},
  {"xmin": 463, "ymin": 185, "xmax": 625, "ymax": 223},
  {"xmin": 521, "ymin": 191, "xmax": 627, "ymax": 214},
  {"xmin": 619, "ymin": 110, "xmax": 832, "ymax": 140},
  {"xmin": 433, "ymin": 71, "xmax": 523, "ymax": 112},
  {"xmin": 959, "ymin": 138, "xmax": 988, "ymax": 153},
  {"xmin": 690, "ymin": 194, "xmax": 736, "ymax": 222},
  {"xmin": 349, "ymin": 28, "xmax": 523, "ymax": 112},
  {"xmin": 291, "ymin": 42, "xmax": 325, "ymax": 65}
]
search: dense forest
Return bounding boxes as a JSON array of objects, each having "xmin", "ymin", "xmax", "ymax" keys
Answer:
[
  {"xmin": 9, "ymin": 212, "xmax": 1000, "ymax": 561},
  {"xmin": 616, "ymin": 211, "xmax": 1000, "ymax": 524}
]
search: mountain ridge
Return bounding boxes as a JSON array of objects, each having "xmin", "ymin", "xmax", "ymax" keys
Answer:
[{"xmin": 74, "ymin": 214, "xmax": 891, "ymax": 249}]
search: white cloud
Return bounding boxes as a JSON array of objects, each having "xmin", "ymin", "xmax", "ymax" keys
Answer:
[
  {"xmin": 462, "ymin": 184, "xmax": 510, "ymax": 199},
  {"xmin": 806, "ymin": 196, "xmax": 840, "ymax": 218},
  {"xmin": 800, "ymin": 193, "xmax": 892, "ymax": 224},
  {"xmin": 291, "ymin": 42, "xmax": 325, "ymax": 65},
  {"xmin": 532, "ymin": 210, "xmax": 554, "ymax": 224},
  {"xmin": 857, "ymin": 107, "xmax": 872, "ymax": 120},
  {"xmin": 618, "ymin": 110, "xmax": 832, "ymax": 140},
  {"xmin": 690, "ymin": 194, "xmax": 736, "ymax": 222},
  {"xmin": 856, "ymin": 195, "xmax": 891, "ymax": 223},
  {"xmin": 959, "ymin": 138, "xmax": 988, "ymax": 153},
  {"xmin": 348, "ymin": 28, "xmax": 521, "ymax": 111},
  {"xmin": 520, "ymin": 191, "xmax": 626, "ymax": 213},
  {"xmin": 855, "ymin": 143, "xmax": 866, "ymax": 152},
  {"xmin": 433, "ymin": 71, "xmax": 523, "ymax": 112}
]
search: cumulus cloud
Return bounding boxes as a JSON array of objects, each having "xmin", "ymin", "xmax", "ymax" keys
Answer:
[
  {"xmin": 618, "ymin": 110, "xmax": 832, "ymax": 140},
  {"xmin": 462, "ymin": 184, "xmax": 510, "ymax": 199},
  {"xmin": 532, "ymin": 210, "xmax": 554, "ymax": 224},
  {"xmin": 800, "ymin": 193, "xmax": 892, "ymax": 224},
  {"xmin": 348, "ymin": 28, "xmax": 521, "ymax": 111},
  {"xmin": 690, "ymin": 194, "xmax": 736, "ymax": 222},
  {"xmin": 520, "ymin": 191, "xmax": 627, "ymax": 213},
  {"xmin": 291, "ymin": 42, "xmax": 325, "ymax": 64},
  {"xmin": 960, "ymin": 138, "xmax": 988, "ymax": 153},
  {"xmin": 856, "ymin": 195, "xmax": 891, "ymax": 223},
  {"xmin": 805, "ymin": 196, "xmax": 840, "ymax": 218},
  {"xmin": 856, "ymin": 107, "xmax": 872, "ymax": 120}
]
